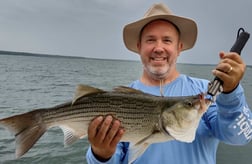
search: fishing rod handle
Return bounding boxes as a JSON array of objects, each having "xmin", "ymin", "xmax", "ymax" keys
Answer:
[{"xmin": 230, "ymin": 29, "xmax": 250, "ymax": 54}]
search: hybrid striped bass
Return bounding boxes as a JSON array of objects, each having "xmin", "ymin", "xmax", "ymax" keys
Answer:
[{"xmin": 0, "ymin": 84, "xmax": 211, "ymax": 162}]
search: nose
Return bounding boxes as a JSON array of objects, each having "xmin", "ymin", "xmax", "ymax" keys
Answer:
[{"xmin": 153, "ymin": 41, "xmax": 164, "ymax": 54}]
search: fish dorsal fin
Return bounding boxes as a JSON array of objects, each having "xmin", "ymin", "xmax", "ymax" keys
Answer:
[
  {"xmin": 72, "ymin": 84, "xmax": 105, "ymax": 104},
  {"xmin": 113, "ymin": 86, "xmax": 143, "ymax": 94}
]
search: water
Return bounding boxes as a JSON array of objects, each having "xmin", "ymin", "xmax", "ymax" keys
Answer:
[{"xmin": 0, "ymin": 54, "xmax": 251, "ymax": 164}]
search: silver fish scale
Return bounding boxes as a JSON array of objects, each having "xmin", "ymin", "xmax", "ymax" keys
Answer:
[{"xmin": 41, "ymin": 92, "xmax": 163, "ymax": 134}]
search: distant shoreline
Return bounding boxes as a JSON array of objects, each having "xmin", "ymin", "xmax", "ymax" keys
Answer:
[
  {"xmin": 0, "ymin": 50, "xmax": 138, "ymax": 63},
  {"xmin": 1, "ymin": 50, "xmax": 250, "ymax": 67},
  {"xmin": 0, "ymin": 50, "xmax": 87, "ymax": 59}
]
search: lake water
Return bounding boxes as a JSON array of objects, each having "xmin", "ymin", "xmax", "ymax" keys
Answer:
[{"xmin": 0, "ymin": 54, "xmax": 251, "ymax": 164}]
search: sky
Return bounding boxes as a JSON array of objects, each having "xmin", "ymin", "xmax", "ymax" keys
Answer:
[{"xmin": 0, "ymin": 0, "xmax": 252, "ymax": 65}]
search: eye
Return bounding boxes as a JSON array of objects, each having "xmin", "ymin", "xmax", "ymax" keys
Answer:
[
  {"xmin": 146, "ymin": 38, "xmax": 155, "ymax": 43},
  {"xmin": 184, "ymin": 100, "xmax": 193, "ymax": 107},
  {"xmin": 164, "ymin": 39, "xmax": 171, "ymax": 43},
  {"xmin": 163, "ymin": 37, "xmax": 172, "ymax": 44}
]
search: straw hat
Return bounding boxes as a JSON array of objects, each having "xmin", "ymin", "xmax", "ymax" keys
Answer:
[{"xmin": 123, "ymin": 3, "xmax": 198, "ymax": 53}]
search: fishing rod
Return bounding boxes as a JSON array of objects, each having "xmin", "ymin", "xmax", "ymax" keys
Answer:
[{"xmin": 207, "ymin": 28, "xmax": 250, "ymax": 98}]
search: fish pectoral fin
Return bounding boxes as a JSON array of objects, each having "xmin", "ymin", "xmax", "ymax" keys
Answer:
[
  {"xmin": 72, "ymin": 84, "xmax": 105, "ymax": 104},
  {"xmin": 134, "ymin": 132, "xmax": 154, "ymax": 146},
  {"xmin": 113, "ymin": 86, "xmax": 144, "ymax": 94},
  {"xmin": 128, "ymin": 128, "xmax": 162, "ymax": 163},
  {"xmin": 59, "ymin": 125, "xmax": 87, "ymax": 146},
  {"xmin": 128, "ymin": 142, "xmax": 150, "ymax": 164}
]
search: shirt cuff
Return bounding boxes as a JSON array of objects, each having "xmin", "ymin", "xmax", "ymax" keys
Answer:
[
  {"xmin": 216, "ymin": 84, "xmax": 244, "ymax": 113},
  {"xmin": 86, "ymin": 147, "xmax": 114, "ymax": 164}
]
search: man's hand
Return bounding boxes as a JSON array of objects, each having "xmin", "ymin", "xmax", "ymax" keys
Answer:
[
  {"xmin": 212, "ymin": 51, "xmax": 246, "ymax": 93},
  {"xmin": 88, "ymin": 115, "xmax": 125, "ymax": 161}
]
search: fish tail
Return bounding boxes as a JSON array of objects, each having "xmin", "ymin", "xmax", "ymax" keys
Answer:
[{"xmin": 0, "ymin": 109, "xmax": 46, "ymax": 158}]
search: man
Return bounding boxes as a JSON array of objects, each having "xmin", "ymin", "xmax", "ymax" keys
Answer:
[{"xmin": 86, "ymin": 3, "xmax": 252, "ymax": 164}]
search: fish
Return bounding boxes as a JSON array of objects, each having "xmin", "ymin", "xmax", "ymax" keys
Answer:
[{"xmin": 0, "ymin": 84, "xmax": 211, "ymax": 163}]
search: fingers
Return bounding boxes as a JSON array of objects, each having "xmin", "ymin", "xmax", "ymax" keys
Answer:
[
  {"xmin": 109, "ymin": 122, "xmax": 125, "ymax": 148},
  {"xmin": 98, "ymin": 116, "xmax": 124, "ymax": 145},
  {"xmin": 198, "ymin": 94, "xmax": 209, "ymax": 114},
  {"xmin": 219, "ymin": 51, "xmax": 244, "ymax": 64},
  {"xmin": 216, "ymin": 52, "xmax": 241, "ymax": 73},
  {"xmin": 97, "ymin": 115, "xmax": 113, "ymax": 143},
  {"xmin": 87, "ymin": 115, "xmax": 125, "ymax": 159},
  {"xmin": 212, "ymin": 52, "xmax": 246, "ymax": 92},
  {"xmin": 88, "ymin": 115, "xmax": 123, "ymax": 143},
  {"xmin": 88, "ymin": 116, "xmax": 103, "ymax": 139}
]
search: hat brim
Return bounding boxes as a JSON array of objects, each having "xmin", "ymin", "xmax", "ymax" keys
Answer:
[{"xmin": 123, "ymin": 15, "xmax": 197, "ymax": 53}]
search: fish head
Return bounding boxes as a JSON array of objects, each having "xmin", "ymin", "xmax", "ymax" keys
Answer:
[{"xmin": 159, "ymin": 94, "xmax": 211, "ymax": 142}]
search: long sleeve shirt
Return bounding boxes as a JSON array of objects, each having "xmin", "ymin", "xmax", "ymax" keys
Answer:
[{"xmin": 86, "ymin": 74, "xmax": 252, "ymax": 164}]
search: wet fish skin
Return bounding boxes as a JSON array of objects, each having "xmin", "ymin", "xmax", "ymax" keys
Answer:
[{"xmin": 0, "ymin": 84, "xmax": 210, "ymax": 161}]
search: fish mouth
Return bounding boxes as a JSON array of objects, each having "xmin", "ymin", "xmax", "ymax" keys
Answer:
[{"xmin": 192, "ymin": 93, "xmax": 212, "ymax": 108}]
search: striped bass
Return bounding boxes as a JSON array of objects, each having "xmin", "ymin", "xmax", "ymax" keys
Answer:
[{"xmin": 0, "ymin": 84, "xmax": 211, "ymax": 162}]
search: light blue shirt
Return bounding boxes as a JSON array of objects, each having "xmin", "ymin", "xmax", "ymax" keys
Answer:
[{"xmin": 86, "ymin": 74, "xmax": 252, "ymax": 164}]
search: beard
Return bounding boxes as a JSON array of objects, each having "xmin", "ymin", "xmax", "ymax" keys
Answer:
[{"xmin": 143, "ymin": 64, "xmax": 171, "ymax": 80}]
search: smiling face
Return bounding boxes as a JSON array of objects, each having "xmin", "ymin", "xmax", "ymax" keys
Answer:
[{"xmin": 137, "ymin": 20, "xmax": 183, "ymax": 84}]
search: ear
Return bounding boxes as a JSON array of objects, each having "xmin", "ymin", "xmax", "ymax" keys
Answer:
[
  {"xmin": 177, "ymin": 42, "xmax": 183, "ymax": 56},
  {"xmin": 137, "ymin": 41, "xmax": 141, "ymax": 51},
  {"xmin": 179, "ymin": 42, "xmax": 183, "ymax": 51}
]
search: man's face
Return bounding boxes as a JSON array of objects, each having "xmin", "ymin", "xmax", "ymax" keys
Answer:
[{"xmin": 137, "ymin": 20, "xmax": 183, "ymax": 80}]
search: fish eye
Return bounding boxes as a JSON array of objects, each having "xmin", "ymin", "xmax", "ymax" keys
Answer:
[{"xmin": 184, "ymin": 100, "xmax": 193, "ymax": 107}]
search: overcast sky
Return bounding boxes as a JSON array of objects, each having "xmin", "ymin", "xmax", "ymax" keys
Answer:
[{"xmin": 0, "ymin": 0, "xmax": 251, "ymax": 65}]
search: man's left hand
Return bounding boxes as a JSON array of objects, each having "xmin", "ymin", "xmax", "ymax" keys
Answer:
[{"xmin": 212, "ymin": 51, "xmax": 246, "ymax": 93}]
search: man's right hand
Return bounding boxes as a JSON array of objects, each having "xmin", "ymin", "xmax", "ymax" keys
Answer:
[{"xmin": 88, "ymin": 115, "xmax": 125, "ymax": 161}]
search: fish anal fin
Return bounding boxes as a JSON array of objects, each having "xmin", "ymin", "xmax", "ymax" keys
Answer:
[
  {"xmin": 59, "ymin": 123, "xmax": 87, "ymax": 146},
  {"xmin": 72, "ymin": 84, "xmax": 105, "ymax": 104}
]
